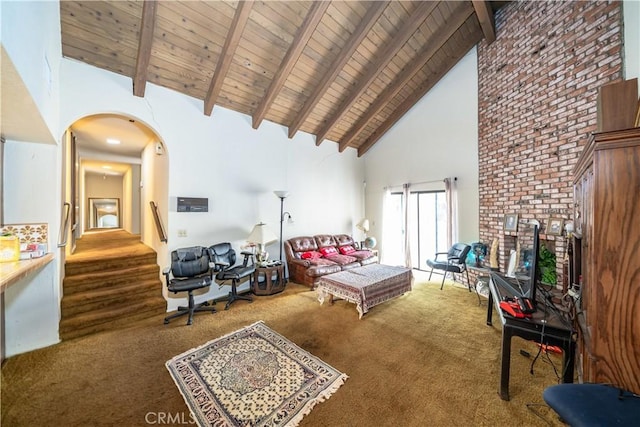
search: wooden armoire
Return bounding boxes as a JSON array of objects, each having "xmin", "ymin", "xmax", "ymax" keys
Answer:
[{"xmin": 572, "ymin": 127, "xmax": 640, "ymax": 394}]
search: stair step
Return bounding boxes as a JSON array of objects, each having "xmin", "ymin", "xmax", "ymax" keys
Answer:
[
  {"xmin": 65, "ymin": 252, "xmax": 158, "ymax": 276},
  {"xmin": 61, "ymin": 279, "xmax": 163, "ymax": 316},
  {"xmin": 60, "ymin": 296, "xmax": 167, "ymax": 341},
  {"xmin": 63, "ymin": 264, "xmax": 161, "ymax": 294}
]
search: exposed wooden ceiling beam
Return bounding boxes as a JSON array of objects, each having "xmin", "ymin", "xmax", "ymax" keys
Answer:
[
  {"xmin": 252, "ymin": 1, "xmax": 330, "ymax": 129},
  {"xmin": 314, "ymin": 1, "xmax": 437, "ymax": 146},
  {"xmin": 472, "ymin": 0, "xmax": 496, "ymax": 44},
  {"xmin": 287, "ymin": 1, "xmax": 388, "ymax": 139},
  {"xmin": 357, "ymin": 26, "xmax": 475, "ymax": 157},
  {"xmin": 204, "ymin": 1, "xmax": 253, "ymax": 116},
  {"xmin": 133, "ymin": 0, "xmax": 157, "ymax": 97},
  {"xmin": 338, "ymin": 3, "xmax": 473, "ymax": 152}
]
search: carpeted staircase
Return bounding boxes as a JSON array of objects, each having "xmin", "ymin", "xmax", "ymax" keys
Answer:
[{"xmin": 60, "ymin": 231, "xmax": 166, "ymax": 341}]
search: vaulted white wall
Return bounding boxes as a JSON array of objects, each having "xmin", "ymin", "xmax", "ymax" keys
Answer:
[
  {"xmin": 60, "ymin": 58, "xmax": 366, "ymax": 309},
  {"xmin": 363, "ymin": 48, "xmax": 480, "ymax": 264}
]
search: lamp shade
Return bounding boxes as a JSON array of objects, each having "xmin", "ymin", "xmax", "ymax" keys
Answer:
[
  {"xmin": 274, "ymin": 190, "xmax": 289, "ymax": 199},
  {"xmin": 247, "ymin": 222, "xmax": 277, "ymax": 245},
  {"xmin": 356, "ymin": 218, "xmax": 370, "ymax": 233}
]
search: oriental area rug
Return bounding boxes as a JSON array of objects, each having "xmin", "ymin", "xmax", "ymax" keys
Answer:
[{"xmin": 166, "ymin": 321, "xmax": 348, "ymax": 427}]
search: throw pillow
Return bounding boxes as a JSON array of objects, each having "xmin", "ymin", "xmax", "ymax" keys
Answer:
[
  {"xmin": 339, "ymin": 245, "xmax": 356, "ymax": 255},
  {"xmin": 319, "ymin": 246, "xmax": 338, "ymax": 257},
  {"xmin": 301, "ymin": 251, "xmax": 322, "ymax": 260}
]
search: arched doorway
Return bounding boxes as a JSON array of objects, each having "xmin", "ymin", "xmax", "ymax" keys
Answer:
[
  {"xmin": 61, "ymin": 113, "xmax": 168, "ymax": 256},
  {"xmin": 59, "ymin": 113, "xmax": 169, "ymax": 340}
]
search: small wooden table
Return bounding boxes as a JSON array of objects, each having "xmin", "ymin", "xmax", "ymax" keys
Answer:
[{"xmin": 252, "ymin": 264, "xmax": 286, "ymax": 295}]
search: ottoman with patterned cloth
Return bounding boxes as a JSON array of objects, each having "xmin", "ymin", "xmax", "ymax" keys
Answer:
[{"xmin": 316, "ymin": 264, "xmax": 412, "ymax": 318}]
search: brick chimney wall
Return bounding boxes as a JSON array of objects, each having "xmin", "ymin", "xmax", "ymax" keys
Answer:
[{"xmin": 477, "ymin": 1, "xmax": 623, "ymax": 283}]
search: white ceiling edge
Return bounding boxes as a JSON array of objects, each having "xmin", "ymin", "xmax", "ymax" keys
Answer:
[{"xmin": 0, "ymin": 45, "xmax": 55, "ymax": 144}]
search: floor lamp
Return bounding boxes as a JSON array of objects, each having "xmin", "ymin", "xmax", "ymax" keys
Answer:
[{"xmin": 274, "ymin": 191, "xmax": 290, "ymax": 261}]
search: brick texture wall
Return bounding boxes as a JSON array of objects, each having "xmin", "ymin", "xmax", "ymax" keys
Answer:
[{"xmin": 476, "ymin": 1, "xmax": 623, "ymax": 285}]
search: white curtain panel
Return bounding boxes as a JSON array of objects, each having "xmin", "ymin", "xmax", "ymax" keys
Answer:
[{"xmin": 403, "ymin": 183, "xmax": 412, "ymax": 269}]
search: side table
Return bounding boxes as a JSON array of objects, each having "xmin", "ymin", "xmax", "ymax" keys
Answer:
[{"xmin": 252, "ymin": 264, "xmax": 286, "ymax": 296}]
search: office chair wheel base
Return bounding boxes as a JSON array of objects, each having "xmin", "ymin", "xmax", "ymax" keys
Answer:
[{"xmin": 164, "ymin": 319, "xmax": 170, "ymax": 325}]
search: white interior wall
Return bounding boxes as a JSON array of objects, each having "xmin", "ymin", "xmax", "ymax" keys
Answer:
[
  {"xmin": 0, "ymin": 0, "xmax": 60, "ymax": 137},
  {"xmin": 61, "ymin": 58, "xmax": 365, "ymax": 309},
  {"xmin": 1, "ymin": 1, "xmax": 62, "ymax": 357},
  {"xmin": 130, "ymin": 165, "xmax": 141, "ymax": 234},
  {"xmin": 363, "ymin": 48, "xmax": 480, "ymax": 261},
  {"xmin": 2, "ymin": 141, "xmax": 61, "ymax": 357},
  {"xmin": 122, "ymin": 167, "xmax": 133, "ymax": 233}
]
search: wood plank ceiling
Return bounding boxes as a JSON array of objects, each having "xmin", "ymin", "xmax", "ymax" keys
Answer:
[{"xmin": 60, "ymin": 1, "xmax": 501, "ymax": 156}]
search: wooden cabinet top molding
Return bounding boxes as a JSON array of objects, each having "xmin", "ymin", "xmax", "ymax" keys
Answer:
[{"xmin": 573, "ymin": 127, "xmax": 640, "ymax": 182}]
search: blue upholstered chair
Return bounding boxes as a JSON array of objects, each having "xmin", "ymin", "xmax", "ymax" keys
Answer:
[{"xmin": 543, "ymin": 383, "xmax": 640, "ymax": 426}]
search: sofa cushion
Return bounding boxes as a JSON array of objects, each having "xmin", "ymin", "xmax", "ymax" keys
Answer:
[
  {"xmin": 305, "ymin": 259, "xmax": 342, "ymax": 278},
  {"xmin": 314, "ymin": 234, "xmax": 337, "ymax": 248},
  {"xmin": 348, "ymin": 249, "xmax": 374, "ymax": 261},
  {"xmin": 319, "ymin": 246, "xmax": 338, "ymax": 257},
  {"xmin": 333, "ymin": 234, "xmax": 356, "ymax": 246},
  {"xmin": 339, "ymin": 245, "xmax": 356, "ymax": 255},
  {"xmin": 288, "ymin": 236, "xmax": 319, "ymax": 253},
  {"xmin": 324, "ymin": 253, "xmax": 358, "ymax": 266},
  {"xmin": 301, "ymin": 250, "xmax": 322, "ymax": 260}
]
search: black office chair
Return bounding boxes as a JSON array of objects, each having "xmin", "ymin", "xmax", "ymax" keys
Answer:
[
  {"xmin": 209, "ymin": 242, "xmax": 255, "ymax": 310},
  {"xmin": 163, "ymin": 246, "xmax": 216, "ymax": 325},
  {"xmin": 426, "ymin": 243, "xmax": 472, "ymax": 291}
]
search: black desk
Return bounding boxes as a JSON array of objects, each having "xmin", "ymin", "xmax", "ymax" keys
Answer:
[{"xmin": 487, "ymin": 274, "xmax": 575, "ymax": 401}]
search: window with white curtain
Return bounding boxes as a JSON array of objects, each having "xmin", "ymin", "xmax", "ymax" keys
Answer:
[{"xmin": 384, "ymin": 190, "xmax": 447, "ymax": 270}]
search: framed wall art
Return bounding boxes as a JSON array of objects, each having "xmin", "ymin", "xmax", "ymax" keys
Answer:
[
  {"xmin": 504, "ymin": 213, "xmax": 518, "ymax": 232},
  {"xmin": 547, "ymin": 217, "xmax": 564, "ymax": 236}
]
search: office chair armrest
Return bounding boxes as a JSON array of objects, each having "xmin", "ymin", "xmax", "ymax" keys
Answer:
[
  {"xmin": 240, "ymin": 251, "xmax": 255, "ymax": 266},
  {"xmin": 214, "ymin": 261, "xmax": 230, "ymax": 268},
  {"xmin": 162, "ymin": 267, "xmax": 171, "ymax": 275},
  {"xmin": 433, "ymin": 252, "xmax": 449, "ymax": 260}
]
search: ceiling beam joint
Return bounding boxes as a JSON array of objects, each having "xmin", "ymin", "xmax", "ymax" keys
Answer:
[
  {"xmin": 472, "ymin": 0, "xmax": 496, "ymax": 44},
  {"xmin": 357, "ymin": 26, "xmax": 476, "ymax": 157},
  {"xmin": 339, "ymin": 3, "xmax": 473, "ymax": 152}
]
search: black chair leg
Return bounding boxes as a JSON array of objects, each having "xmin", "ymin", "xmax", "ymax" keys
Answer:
[
  {"xmin": 440, "ymin": 272, "xmax": 446, "ymax": 290},
  {"xmin": 164, "ymin": 291, "xmax": 216, "ymax": 325},
  {"xmin": 428, "ymin": 267, "xmax": 434, "ymax": 281},
  {"xmin": 224, "ymin": 280, "xmax": 253, "ymax": 310}
]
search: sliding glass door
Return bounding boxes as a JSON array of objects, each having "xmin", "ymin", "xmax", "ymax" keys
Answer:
[
  {"xmin": 386, "ymin": 190, "xmax": 447, "ymax": 270},
  {"xmin": 412, "ymin": 191, "xmax": 447, "ymax": 271}
]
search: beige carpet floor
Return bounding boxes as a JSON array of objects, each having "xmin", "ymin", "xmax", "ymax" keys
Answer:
[{"xmin": 1, "ymin": 271, "xmax": 566, "ymax": 426}]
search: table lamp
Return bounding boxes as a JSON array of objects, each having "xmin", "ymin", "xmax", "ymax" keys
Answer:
[{"xmin": 247, "ymin": 222, "xmax": 277, "ymax": 266}]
